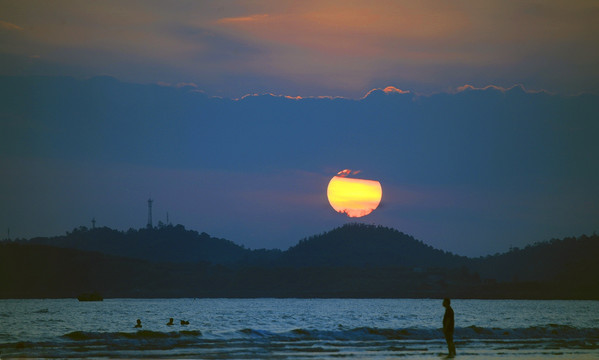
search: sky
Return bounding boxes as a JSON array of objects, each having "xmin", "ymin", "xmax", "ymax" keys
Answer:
[{"xmin": 1, "ymin": 0, "xmax": 598, "ymax": 256}]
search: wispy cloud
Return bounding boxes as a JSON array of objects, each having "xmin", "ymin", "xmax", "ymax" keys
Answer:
[
  {"xmin": 0, "ymin": 20, "xmax": 23, "ymax": 31},
  {"xmin": 217, "ymin": 14, "xmax": 269, "ymax": 24},
  {"xmin": 454, "ymin": 84, "xmax": 551, "ymax": 94}
]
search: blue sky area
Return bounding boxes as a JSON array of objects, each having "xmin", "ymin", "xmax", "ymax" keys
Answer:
[{"xmin": 1, "ymin": 1, "xmax": 598, "ymax": 256}]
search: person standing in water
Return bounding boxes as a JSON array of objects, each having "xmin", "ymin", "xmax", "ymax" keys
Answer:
[{"xmin": 442, "ymin": 298, "xmax": 456, "ymax": 357}]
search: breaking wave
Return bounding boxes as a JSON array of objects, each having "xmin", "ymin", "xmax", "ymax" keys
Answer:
[
  {"xmin": 2, "ymin": 325, "xmax": 598, "ymax": 358},
  {"xmin": 63, "ymin": 329, "xmax": 202, "ymax": 340},
  {"xmin": 54, "ymin": 324, "xmax": 599, "ymax": 343}
]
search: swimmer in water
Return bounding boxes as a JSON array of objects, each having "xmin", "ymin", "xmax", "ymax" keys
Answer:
[
  {"xmin": 180, "ymin": 320, "xmax": 189, "ymax": 325},
  {"xmin": 167, "ymin": 318, "xmax": 174, "ymax": 326},
  {"xmin": 135, "ymin": 319, "xmax": 142, "ymax": 328}
]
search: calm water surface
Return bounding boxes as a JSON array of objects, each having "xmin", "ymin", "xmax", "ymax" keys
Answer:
[{"xmin": 1, "ymin": 299, "xmax": 598, "ymax": 359}]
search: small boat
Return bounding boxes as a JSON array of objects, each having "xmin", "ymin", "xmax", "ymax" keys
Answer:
[{"xmin": 77, "ymin": 292, "xmax": 103, "ymax": 301}]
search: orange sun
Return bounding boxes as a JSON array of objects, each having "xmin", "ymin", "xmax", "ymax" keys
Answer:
[{"xmin": 327, "ymin": 170, "xmax": 382, "ymax": 217}]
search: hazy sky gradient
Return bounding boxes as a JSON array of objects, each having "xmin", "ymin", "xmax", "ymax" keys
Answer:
[
  {"xmin": 1, "ymin": 1, "xmax": 598, "ymax": 256},
  {"xmin": 1, "ymin": 0, "xmax": 598, "ymax": 97}
]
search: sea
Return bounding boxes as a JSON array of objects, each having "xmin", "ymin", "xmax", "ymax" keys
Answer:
[{"xmin": 1, "ymin": 298, "xmax": 598, "ymax": 359}]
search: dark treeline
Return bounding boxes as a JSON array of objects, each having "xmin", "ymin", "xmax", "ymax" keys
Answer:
[
  {"xmin": 1, "ymin": 223, "xmax": 598, "ymax": 299},
  {"xmin": 12, "ymin": 223, "xmax": 463, "ymax": 268},
  {"xmin": 24, "ymin": 224, "xmax": 258, "ymax": 265}
]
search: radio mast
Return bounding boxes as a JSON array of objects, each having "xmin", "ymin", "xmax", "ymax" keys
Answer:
[{"xmin": 147, "ymin": 198, "xmax": 153, "ymax": 229}]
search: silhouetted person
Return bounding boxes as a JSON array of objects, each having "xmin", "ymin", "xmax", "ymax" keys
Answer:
[
  {"xmin": 167, "ymin": 318, "xmax": 174, "ymax": 326},
  {"xmin": 135, "ymin": 319, "xmax": 142, "ymax": 328},
  {"xmin": 442, "ymin": 298, "xmax": 456, "ymax": 357}
]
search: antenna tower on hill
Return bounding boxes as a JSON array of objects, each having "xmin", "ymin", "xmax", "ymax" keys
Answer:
[{"xmin": 147, "ymin": 198, "xmax": 153, "ymax": 229}]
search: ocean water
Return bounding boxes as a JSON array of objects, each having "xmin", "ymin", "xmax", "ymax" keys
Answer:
[{"xmin": 1, "ymin": 298, "xmax": 598, "ymax": 359}]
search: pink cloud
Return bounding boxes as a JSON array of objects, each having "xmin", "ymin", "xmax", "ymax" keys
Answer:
[
  {"xmin": 236, "ymin": 92, "xmax": 341, "ymax": 101},
  {"xmin": 232, "ymin": 84, "xmax": 555, "ymax": 102},
  {"xmin": 363, "ymin": 86, "xmax": 411, "ymax": 98},
  {"xmin": 382, "ymin": 86, "xmax": 410, "ymax": 94}
]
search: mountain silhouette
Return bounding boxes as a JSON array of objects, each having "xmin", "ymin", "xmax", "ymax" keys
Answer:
[
  {"xmin": 470, "ymin": 234, "xmax": 599, "ymax": 284},
  {"xmin": 2, "ymin": 224, "xmax": 598, "ymax": 298},
  {"xmin": 27, "ymin": 224, "xmax": 253, "ymax": 265},
  {"xmin": 280, "ymin": 223, "xmax": 467, "ymax": 268},
  {"xmin": 22, "ymin": 223, "xmax": 466, "ymax": 269}
]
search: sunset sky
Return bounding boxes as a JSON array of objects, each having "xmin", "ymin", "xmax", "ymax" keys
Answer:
[
  {"xmin": 3, "ymin": 0, "xmax": 599, "ymax": 97},
  {"xmin": 1, "ymin": 0, "xmax": 598, "ymax": 256}
]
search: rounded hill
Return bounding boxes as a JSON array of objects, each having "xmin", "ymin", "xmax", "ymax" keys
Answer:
[{"xmin": 281, "ymin": 223, "xmax": 466, "ymax": 268}]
